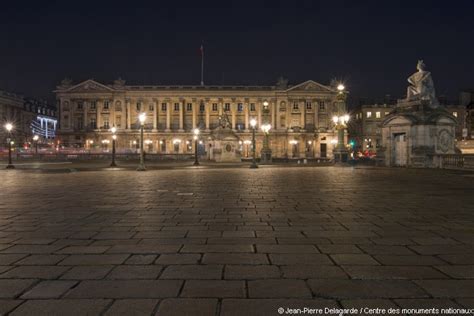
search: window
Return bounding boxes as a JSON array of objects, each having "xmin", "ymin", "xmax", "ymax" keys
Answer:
[
  {"xmin": 77, "ymin": 102, "xmax": 83, "ymax": 110},
  {"xmin": 90, "ymin": 118, "xmax": 96, "ymax": 129},
  {"xmin": 90, "ymin": 101, "xmax": 96, "ymax": 110},
  {"xmin": 115, "ymin": 101, "xmax": 122, "ymax": 111},
  {"xmin": 103, "ymin": 118, "xmax": 109, "ymax": 129},
  {"xmin": 104, "ymin": 100, "xmax": 110, "ymax": 110},
  {"xmin": 237, "ymin": 103, "xmax": 243, "ymax": 112},
  {"xmin": 306, "ymin": 102, "xmax": 312, "ymax": 110},
  {"xmin": 149, "ymin": 104, "xmax": 154, "ymax": 111},
  {"xmin": 250, "ymin": 103, "xmax": 256, "ymax": 111},
  {"xmin": 200, "ymin": 103, "xmax": 205, "ymax": 112},
  {"xmin": 319, "ymin": 101, "xmax": 325, "ymax": 110},
  {"xmin": 161, "ymin": 103, "xmax": 167, "ymax": 111},
  {"xmin": 212, "ymin": 103, "xmax": 218, "ymax": 111},
  {"xmin": 174, "ymin": 103, "xmax": 180, "ymax": 111},
  {"xmin": 76, "ymin": 118, "xmax": 83, "ymax": 129},
  {"xmin": 136, "ymin": 102, "xmax": 141, "ymax": 111},
  {"xmin": 385, "ymin": 112, "xmax": 390, "ymax": 116},
  {"xmin": 366, "ymin": 111, "xmax": 372, "ymax": 118},
  {"xmin": 293, "ymin": 102, "xmax": 299, "ymax": 110},
  {"xmin": 186, "ymin": 103, "xmax": 192, "ymax": 111},
  {"xmin": 376, "ymin": 111, "xmax": 381, "ymax": 118},
  {"xmin": 453, "ymin": 111, "xmax": 458, "ymax": 117},
  {"xmin": 224, "ymin": 103, "xmax": 230, "ymax": 111},
  {"xmin": 116, "ymin": 116, "xmax": 121, "ymax": 128}
]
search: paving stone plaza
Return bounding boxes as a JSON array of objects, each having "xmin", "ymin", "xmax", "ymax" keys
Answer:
[{"xmin": 0, "ymin": 166, "xmax": 473, "ymax": 315}]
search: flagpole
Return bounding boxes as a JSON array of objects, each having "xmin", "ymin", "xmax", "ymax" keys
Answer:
[{"xmin": 200, "ymin": 43, "xmax": 204, "ymax": 86}]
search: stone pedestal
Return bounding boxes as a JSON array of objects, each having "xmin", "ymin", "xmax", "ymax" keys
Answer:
[
  {"xmin": 209, "ymin": 126, "xmax": 241, "ymax": 162},
  {"xmin": 380, "ymin": 100, "xmax": 457, "ymax": 168},
  {"xmin": 260, "ymin": 148, "xmax": 272, "ymax": 164}
]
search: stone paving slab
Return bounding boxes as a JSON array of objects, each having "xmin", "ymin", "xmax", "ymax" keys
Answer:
[{"xmin": 0, "ymin": 167, "xmax": 473, "ymax": 314}]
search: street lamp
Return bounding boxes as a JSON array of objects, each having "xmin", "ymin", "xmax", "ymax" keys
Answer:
[
  {"xmin": 193, "ymin": 128, "xmax": 200, "ymax": 166},
  {"xmin": 260, "ymin": 123, "xmax": 272, "ymax": 164},
  {"xmin": 33, "ymin": 135, "xmax": 39, "ymax": 155},
  {"xmin": 110, "ymin": 126, "xmax": 117, "ymax": 167},
  {"xmin": 137, "ymin": 113, "xmax": 146, "ymax": 171},
  {"xmin": 332, "ymin": 114, "xmax": 350, "ymax": 162},
  {"xmin": 4, "ymin": 123, "xmax": 14, "ymax": 169},
  {"xmin": 250, "ymin": 118, "xmax": 258, "ymax": 168}
]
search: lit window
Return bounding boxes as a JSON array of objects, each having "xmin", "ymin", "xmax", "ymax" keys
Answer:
[
  {"xmin": 376, "ymin": 111, "xmax": 381, "ymax": 118},
  {"xmin": 224, "ymin": 103, "xmax": 230, "ymax": 111},
  {"xmin": 237, "ymin": 103, "xmax": 243, "ymax": 112},
  {"xmin": 250, "ymin": 103, "xmax": 256, "ymax": 111},
  {"xmin": 212, "ymin": 103, "xmax": 218, "ymax": 111},
  {"xmin": 367, "ymin": 111, "xmax": 372, "ymax": 118},
  {"xmin": 453, "ymin": 112, "xmax": 458, "ymax": 117},
  {"xmin": 186, "ymin": 103, "xmax": 192, "ymax": 111},
  {"xmin": 385, "ymin": 112, "xmax": 390, "ymax": 116},
  {"xmin": 161, "ymin": 103, "xmax": 167, "ymax": 111},
  {"xmin": 174, "ymin": 103, "xmax": 180, "ymax": 111},
  {"xmin": 293, "ymin": 102, "xmax": 299, "ymax": 110}
]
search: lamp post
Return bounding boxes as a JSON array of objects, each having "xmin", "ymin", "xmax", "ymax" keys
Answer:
[
  {"xmin": 331, "ymin": 84, "xmax": 350, "ymax": 163},
  {"xmin": 137, "ymin": 113, "xmax": 146, "ymax": 171},
  {"xmin": 5, "ymin": 123, "xmax": 14, "ymax": 169},
  {"xmin": 33, "ymin": 135, "xmax": 39, "ymax": 155},
  {"xmin": 250, "ymin": 118, "xmax": 258, "ymax": 168},
  {"xmin": 110, "ymin": 126, "xmax": 117, "ymax": 167},
  {"xmin": 193, "ymin": 128, "xmax": 200, "ymax": 166},
  {"xmin": 260, "ymin": 123, "xmax": 272, "ymax": 164},
  {"xmin": 332, "ymin": 114, "xmax": 350, "ymax": 163}
]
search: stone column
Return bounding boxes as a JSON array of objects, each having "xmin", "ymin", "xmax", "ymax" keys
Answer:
[
  {"xmin": 244, "ymin": 102, "xmax": 249, "ymax": 131},
  {"xmin": 111, "ymin": 99, "xmax": 116, "ymax": 127},
  {"xmin": 314, "ymin": 100, "xmax": 319, "ymax": 132},
  {"xmin": 257, "ymin": 102, "xmax": 262, "ymax": 127},
  {"xmin": 166, "ymin": 102, "xmax": 171, "ymax": 131},
  {"xmin": 231, "ymin": 103, "xmax": 236, "ymax": 130},
  {"xmin": 179, "ymin": 101, "xmax": 184, "ymax": 131},
  {"xmin": 126, "ymin": 100, "xmax": 131, "ymax": 129},
  {"xmin": 271, "ymin": 101, "xmax": 276, "ymax": 128},
  {"xmin": 218, "ymin": 100, "xmax": 223, "ymax": 116},
  {"xmin": 153, "ymin": 101, "xmax": 157, "ymax": 130},
  {"xmin": 96, "ymin": 100, "xmax": 101, "ymax": 130},
  {"xmin": 192, "ymin": 102, "xmax": 197, "ymax": 129},
  {"xmin": 300, "ymin": 100, "xmax": 305, "ymax": 130},
  {"xmin": 205, "ymin": 103, "xmax": 210, "ymax": 131},
  {"xmin": 276, "ymin": 101, "xmax": 281, "ymax": 130},
  {"xmin": 83, "ymin": 102, "xmax": 88, "ymax": 130}
]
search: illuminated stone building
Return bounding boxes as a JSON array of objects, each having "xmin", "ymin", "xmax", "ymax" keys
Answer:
[
  {"xmin": 55, "ymin": 78, "xmax": 347, "ymax": 159},
  {"xmin": 0, "ymin": 90, "xmax": 57, "ymax": 144}
]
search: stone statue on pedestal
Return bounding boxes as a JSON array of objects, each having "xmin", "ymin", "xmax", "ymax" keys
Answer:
[{"xmin": 406, "ymin": 60, "xmax": 438, "ymax": 107}]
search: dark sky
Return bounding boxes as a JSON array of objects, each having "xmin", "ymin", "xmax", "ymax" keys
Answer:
[{"xmin": 1, "ymin": 0, "xmax": 473, "ymax": 102}]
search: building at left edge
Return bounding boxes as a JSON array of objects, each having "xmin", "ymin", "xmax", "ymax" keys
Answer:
[{"xmin": 0, "ymin": 89, "xmax": 57, "ymax": 148}]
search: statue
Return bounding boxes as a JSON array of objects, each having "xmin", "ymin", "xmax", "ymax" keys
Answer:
[
  {"xmin": 276, "ymin": 76, "xmax": 289, "ymax": 89},
  {"xmin": 113, "ymin": 77, "xmax": 126, "ymax": 87},
  {"xmin": 58, "ymin": 78, "xmax": 73, "ymax": 89},
  {"xmin": 218, "ymin": 113, "xmax": 232, "ymax": 129},
  {"xmin": 406, "ymin": 60, "xmax": 438, "ymax": 106}
]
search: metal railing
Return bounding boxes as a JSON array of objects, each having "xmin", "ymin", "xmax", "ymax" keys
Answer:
[{"xmin": 435, "ymin": 154, "xmax": 474, "ymax": 170}]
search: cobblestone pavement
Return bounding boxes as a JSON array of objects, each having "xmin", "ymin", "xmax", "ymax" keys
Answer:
[{"xmin": 0, "ymin": 167, "xmax": 473, "ymax": 315}]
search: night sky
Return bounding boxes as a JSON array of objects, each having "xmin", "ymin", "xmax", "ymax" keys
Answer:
[{"xmin": 1, "ymin": 0, "xmax": 473, "ymax": 103}]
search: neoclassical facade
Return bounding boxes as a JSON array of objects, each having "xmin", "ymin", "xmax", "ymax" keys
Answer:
[{"xmin": 55, "ymin": 78, "xmax": 347, "ymax": 159}]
